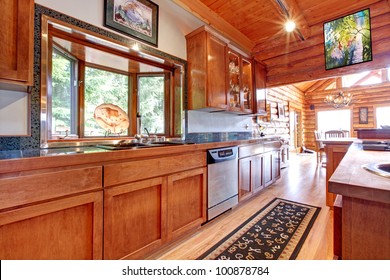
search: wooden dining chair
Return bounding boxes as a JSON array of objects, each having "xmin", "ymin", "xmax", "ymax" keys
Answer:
[
  {"xmin": 341, "ymin": 130, "xmax": 350, "ymax": 137},
  {"xmin": 324, "ymin": 130, "xmax": 344, "ymax": 138},
  {"xmin": 314, "ymin": 130, "xmax": 325, "ymax": 164}
]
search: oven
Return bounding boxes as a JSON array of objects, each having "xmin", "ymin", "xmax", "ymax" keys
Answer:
[{"xmin": 207, "ymin": 146, "xmax": 238, "ymax": 221}]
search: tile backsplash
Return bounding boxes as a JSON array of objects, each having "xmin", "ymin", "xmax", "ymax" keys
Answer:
[{"xmin": 187, "ymin": 110, "xmax": 253, "ymax": 133}]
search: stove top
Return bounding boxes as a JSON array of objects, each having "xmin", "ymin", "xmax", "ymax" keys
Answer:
[{"xmin": 362, "ymin": 140, "xmax": 390, "ymax": 151}]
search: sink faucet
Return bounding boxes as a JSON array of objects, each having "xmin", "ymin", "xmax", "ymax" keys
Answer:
[{"xmin": 144, "ymin": 127, "xmax": 150, "ymax": 137}]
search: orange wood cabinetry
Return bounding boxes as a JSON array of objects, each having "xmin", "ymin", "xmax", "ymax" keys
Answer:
[
  {"xmin": 103, "ymin": 152, "xmax": 207, "ymax": 259},
  {"xmin": 238, "ymin": 154, "xmax": 264, "ymax": 201},
  {"xmin": 186, "ymin": 26, "xmax": 254, "ymax": 113},
  {"xmin": 264, "ymin": 142, "xmax": 281, "ymax": 187},
  {"xmin": 238, "ymin": 141, "xmax": 280, "ymax": 201},
  {"xmin": 186, "ymin": 26, "xmax": 228, "ymax": 111},
  {"xmin": 167, "ymin": 168, "xmax": 207, "ymax": 240},
  {"xmin": 227, "ymin": 48, "xmax": 253, "ymax": 113},
  {"xmin": 342, "ymin": 197, "xmax": 390, "ymax": 259},
  {"xmin": 0, "ymin": 166, "xmax": 103, "ymax": 259},
  {"xmin": 103, "ymin": 177, "xmax": 167, "ymax": 260},
  {"xmin": 0, "ymin": 0, "xmax": 34, "ymax": 85},
  {"xmin": 253, "ymin": 60, "xmax": 267, "ymax": 115},
  {"xmin": 325, "ymin": 143, "xmax": 350, "ymax": 207}
]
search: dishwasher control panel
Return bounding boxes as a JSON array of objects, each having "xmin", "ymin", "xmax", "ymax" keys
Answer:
[{"xmin": 207, "ymin": 146, "xmax": 238, "ymax": 163}]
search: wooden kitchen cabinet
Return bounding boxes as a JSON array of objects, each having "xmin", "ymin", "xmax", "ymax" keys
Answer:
[
  {"xmin": 227, "ymin": 48, "xmax": 253, "ymax": 113},
  {"xmin": 103, "ymin": 177, "xmax": 167, "ymax": 260},
  {"xmin": 0, "ymin": 166, "xmax": 103, "ymax": 259},
  {"xmin": 0, "ymin": 192, "xmax": 103, "ymax": 260},
  {"xmin": 186, "ymin": 26, "xmax": 229, "ymax": 111},
  {"xmin": 238, "ymin": 154, "xmax": 264, "ymax": 201},
  {"xmin": 167, "ymin": 168, "xmax": 207, "ymax": 240},
  {"xmin": 253, "ymin": 60, "xmax": 267, "ymax": 115},
  {"xmin": 264, "ymin": 146, "xmax": 281, "ymax": 187},
  {"xmin": 0, "ymin": 0, "xmax": 34, "ymax": 86},
  {"xmin": 186, "ymin": 26, "xmax": 254, "ymax": 113},
  {"xmin": 103, "ymin": 152, "xmax": 207, "ymax": 259},
  {"xmin": 280, "ymin": 144, "xmax": 290, "ymax": 169},
  {"xmin": 325, "ymin": 142, "xmax": 351, "ymax": 207},
  {"xmin": 238, "ymin": 141, "xmax": 282, "ymax": 201}
]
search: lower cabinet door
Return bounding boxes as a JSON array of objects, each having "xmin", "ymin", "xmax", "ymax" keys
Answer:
[
  {"xmin": 272, "ymin": 150, "xmax": 281, "ymax": 180},
  {"xmin": 103, "ymin": 177, "xmax": 167, "ymax": 260},
  {"xmin": 252, "ymin": 154, "xmax": 264, "ymax": 193},
  {"xmin": 167, "ymin": 167, "xmax": 207, "ymax": 240},
  {"xmin": 0, "ymin": 191, "xmax": 103, "ymax": 260},
  {"xmin": 264, "ymin": 152, "xmax": 273, "ymax": 187},
  {"xmin": 238, "ymin": 157, "xmax": 252, "ymax": 200}
]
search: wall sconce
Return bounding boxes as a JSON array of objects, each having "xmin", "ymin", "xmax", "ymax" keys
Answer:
[{"xmin": 324, "ymin": 91, "xmax": 355, "ymax": 108}]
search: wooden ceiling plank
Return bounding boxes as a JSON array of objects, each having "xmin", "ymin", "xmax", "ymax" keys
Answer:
[
  {"xmin": 172, "ymin": 0, "xmax": 254, "ymax": 52},
  {"xmin": 305, "ymin": 79, "xmax": 329, "ymax": 92},
  {"xmin": 318, "ymin": 79, "xmax": 337, "ymax": 91}
]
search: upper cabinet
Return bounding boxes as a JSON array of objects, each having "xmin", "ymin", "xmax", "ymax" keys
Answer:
[
  {"xmin": 0, "ymin": 0, "xmax": 34, "ymax": 86},
  {"xmin": 227, "ymin": 48, "xmax": 253, "ymax": 114},
  {"xmin": 186, "ymin": 26, "xmax": 254, "ymax": 113},
  {"xmin": 253, "ymin": 60, "xmax": 267, "ymax": 115},
  {"xmin": 186, "ymin": 26, "xmax": 229, "ymax": 111}
]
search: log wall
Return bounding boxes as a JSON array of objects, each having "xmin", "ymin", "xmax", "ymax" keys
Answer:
[
  {"xmin": 303, "ymin": 83, "xmax": 390, "ymax": 150},
  {"xmin": 255, "ymin": 85, "xmax": 305, "ymax": 149}
]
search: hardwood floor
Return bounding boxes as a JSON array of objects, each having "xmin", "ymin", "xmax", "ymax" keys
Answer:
[{"xmin": 150, "ymin": 152, "xmax": 334, "ymax": 260}]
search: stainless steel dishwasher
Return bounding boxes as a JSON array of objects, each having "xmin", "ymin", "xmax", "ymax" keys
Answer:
[{"xmin": 207, "ymin": 146, "xmax": 238, "ymax": 220}]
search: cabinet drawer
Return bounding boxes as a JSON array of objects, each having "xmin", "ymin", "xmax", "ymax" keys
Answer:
[
  {"xmin": 0, "ymin": 166, "xmax": 102, "ymax": 210},
  {"xmin": 239, "ymin": 143, "xmax": 264, "ymax": 158},
  {"xmin": 264, "ymin": 141, "xmax": 282, "ymax": 152},
  {"xmin": 104, "ymin": 152, "xmax": 206, "ymax": 187}
]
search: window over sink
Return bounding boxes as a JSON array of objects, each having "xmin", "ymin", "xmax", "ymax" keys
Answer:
[{"xmin": 41, "ymin": 16, "xmax": 185, "ymax": 148}]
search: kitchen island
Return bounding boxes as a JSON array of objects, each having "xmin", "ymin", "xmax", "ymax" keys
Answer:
[{"xmin": 328, "ymin": 143, "xmax": 390, "ymax": 260}]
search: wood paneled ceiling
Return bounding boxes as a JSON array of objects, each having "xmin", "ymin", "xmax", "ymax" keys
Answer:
[{"xmin": 175, "ymin": 0, "xmax": 383, "ymax": 51}]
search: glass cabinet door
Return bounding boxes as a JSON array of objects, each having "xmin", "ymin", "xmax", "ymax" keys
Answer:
[
  {"xmin": 227, "ymin": 49, "xmax": 253, "ymax": 113},
  {"xmin": 241, "ymin": 58, "xmax": 253, "ymax": 112},
  {"xmin": 227, "ymin": 50, "xmax": 241, "ymax": 110}
]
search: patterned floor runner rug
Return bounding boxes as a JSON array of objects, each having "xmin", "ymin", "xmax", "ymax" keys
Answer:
[{"xmin": 198, "ymin": 198, "xmax": 321, "ymax": 260}]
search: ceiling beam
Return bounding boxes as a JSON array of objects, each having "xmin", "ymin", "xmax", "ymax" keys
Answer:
[
  {"xmin": 382, "ymin": 68, "xmax": 389, "ymax": 82},
  {"xmin": 270, "ymin": 0, "xmax": 311, "ymax": 41},
  {"xmin": 172, "ymin": 0, "xmax": 254, "ymax": 53},
  {"xmin": 305, "ymin": 79, "xmax": 331, "ymax": 92},
  {"xmin": 336, "ymin": 77, "xmax": 343, "ymax": 89},
  {"xmin": 318, "ymin": 79, "xmax": 337, "ymax": 91}
]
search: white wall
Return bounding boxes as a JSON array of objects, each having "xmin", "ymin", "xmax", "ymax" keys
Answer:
[
  {"xmin": 34, "ymin": 0, "xmax": 204, "ymax": 59},
  {"xmin": 0, "ymin": 90, "xmax": 29, "ymax": 135}
]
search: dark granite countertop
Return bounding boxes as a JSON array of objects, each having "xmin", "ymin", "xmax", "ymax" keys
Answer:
[{"xmin": 0, "ymin": 136, "xmax": 281, "ymax": 160}]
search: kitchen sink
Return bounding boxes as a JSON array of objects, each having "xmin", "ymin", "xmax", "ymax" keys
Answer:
[
  {"xmin": 96, "ymin": 141, "xmax": 190, "ymax": 150},
  {"xmin": 362, "ymin": 162, "xmax": 390, "ymax": 178}
]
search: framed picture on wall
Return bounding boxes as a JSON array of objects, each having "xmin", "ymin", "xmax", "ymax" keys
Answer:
[
  {"xmin": 323, "ymin": 9, "xmax": 372, "ymax": 70},
  {"xmin": 359, "ymin": 107, "xmax": 369, "ymax": 124},
  {"xmin": 104, "ymin": 0, "xmax": 159, "ymax": 47}
]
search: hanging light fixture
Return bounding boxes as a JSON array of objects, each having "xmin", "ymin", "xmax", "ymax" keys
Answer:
[{"xmin": 324, "ymin": 91, "xmax": 355, "ymax": 108}]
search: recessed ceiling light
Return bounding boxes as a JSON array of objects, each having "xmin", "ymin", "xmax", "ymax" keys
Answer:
[{"xmin": 285, "ymin": 20, "xmax": 296, "ymax": 32}]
